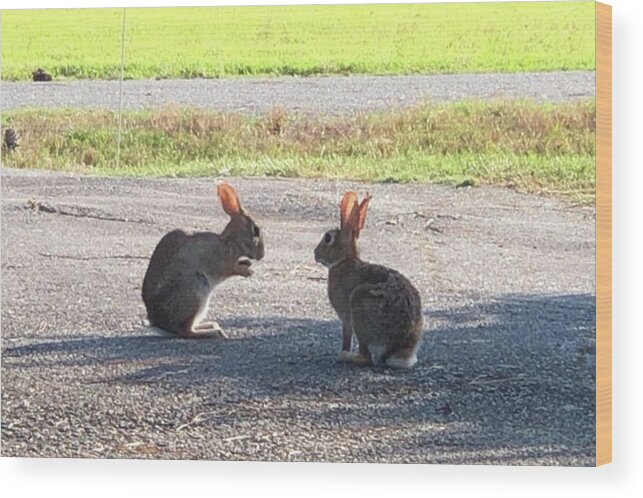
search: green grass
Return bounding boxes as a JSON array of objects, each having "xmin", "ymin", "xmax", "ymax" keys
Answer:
[
  {"xmin": 1, "ymin": 101, "xmax": 595, "ymax": 200},
  {"xmin": 1, "ymin": 2, "xmax": 595, "ymax": 80}
]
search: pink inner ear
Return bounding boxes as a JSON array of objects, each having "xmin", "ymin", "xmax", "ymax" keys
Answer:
[
  {"xmin": 218, "ymin": 183, "xmax": 242, "ymax": 216},
  {"xmin": 357, "ymin": 195, "xmax": 371, "ymax": 230},
  {"xmin": 340, "ymin": 191, "xmax": 358, "ymax": 229},
  {"xmin": 346, "ymin": 202, "xmax": 361, "ymax": 235}
]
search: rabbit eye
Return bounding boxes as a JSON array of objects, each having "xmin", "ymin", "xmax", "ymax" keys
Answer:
[
  {"xmin": 253, "ymin": 225, "xmax": 260, "ymax": 237},
  {"xmin": 323, "ymin": 232, "xmax": 333, "ymax": 244}
]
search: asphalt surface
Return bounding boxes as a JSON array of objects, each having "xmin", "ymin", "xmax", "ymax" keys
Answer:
[
  {"xmin": 1, "ymin": 71, "xmax": 595, "ymax": 114},
  {"xmin": 1, "ymin": 167, "xmax": 596, "ymax": 464}
]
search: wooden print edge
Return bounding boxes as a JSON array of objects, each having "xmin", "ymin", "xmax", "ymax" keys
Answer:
[{"xmin": 595, "ymin": 1, "xmax": 612, "ymax": 467}]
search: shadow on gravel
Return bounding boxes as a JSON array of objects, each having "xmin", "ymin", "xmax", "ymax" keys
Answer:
[
  {"xmin": 2, "ymin": 292, "xmax": 596, "ymax": 464},
  {"xmin": 1, "ymin": 316, "xmax": 337, "ymax": 370},
  {"xmin": 369, "ymin": 292, "xmax": 597, "ymax": 464}
]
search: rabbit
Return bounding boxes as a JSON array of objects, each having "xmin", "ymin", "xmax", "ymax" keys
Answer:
[
  {"xmin": 314, "ymin": 191, "xmax": 423, "ymax": 368},
  {"xmin": 142, "ymin": 182, "xmax": 264, "ymax": 339}
]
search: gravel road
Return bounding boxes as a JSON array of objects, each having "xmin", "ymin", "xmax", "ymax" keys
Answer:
[
  {"xmin": 1, "ymin": 71, "xmax": 595, "ymax": 115},
  {"xmin": 1, "ymin": 167, "xmax": 596, "ymax": 464}
]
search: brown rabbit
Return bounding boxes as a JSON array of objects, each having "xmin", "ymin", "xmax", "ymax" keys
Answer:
[
  {"xmin": 314, "ymin": 192, "xmax": 423, "ymax": 367},
  {"xmin": 142, "ymin": 182, "xmax": 264, "ymax": 339}
]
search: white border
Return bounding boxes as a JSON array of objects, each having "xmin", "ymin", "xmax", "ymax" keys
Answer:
[{"xmin": 1, "ymin": 0, "xmax": 641, "ymax": 497}]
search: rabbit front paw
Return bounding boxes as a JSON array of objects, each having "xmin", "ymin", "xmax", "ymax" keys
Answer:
[{"xmin": 235, "ymin": 257, "xmax": 254, "ymax": 277}]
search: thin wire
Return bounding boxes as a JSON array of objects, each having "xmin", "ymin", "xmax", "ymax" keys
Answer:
[{"xmin": 116, "ymin": 8, "xmax": 126, "ymax": 170}]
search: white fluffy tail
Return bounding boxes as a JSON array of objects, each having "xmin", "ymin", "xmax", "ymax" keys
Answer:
[{"xmin": 386, "ymin": 353, "xmax": 418, "ymax": 369}]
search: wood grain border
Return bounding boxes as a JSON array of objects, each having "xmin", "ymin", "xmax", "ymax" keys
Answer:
[{"xmin": 596, "ymin": 1, "xmax": 612, "ymax": 467}]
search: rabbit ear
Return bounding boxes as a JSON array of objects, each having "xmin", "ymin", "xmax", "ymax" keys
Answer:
[
  {"xmin": 357, "ymin": 194, "xmax": 371, "ymax": 232},
  {"xmin": 340, "ymin": 191, "xmax": 358, "ymax": 230},
  {"xmin": 217, "ymin": 182, "xmax": 243, "ymax": 217}
]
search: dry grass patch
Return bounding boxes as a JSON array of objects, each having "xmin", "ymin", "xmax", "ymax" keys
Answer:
[{"xmin": 1, "ymin": 100, "xmax": 595, "ymax": 200}]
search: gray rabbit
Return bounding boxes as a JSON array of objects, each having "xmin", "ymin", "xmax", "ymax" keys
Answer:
[
  {"xmin": 142, "ymin": 182, "xmax": 264, "ymax": 338},
  {"xmin": 314, "ymin": 192, "xmax": 423, "ymax": 367}
]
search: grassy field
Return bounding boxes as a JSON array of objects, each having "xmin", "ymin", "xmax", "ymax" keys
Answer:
[
  {"xmin": 1, "ymin": 2, "xmax": 595, "ymax": 80},
  {"xmin": 1, "ymin": 100, "xmax": 595, "ymax": 200}
]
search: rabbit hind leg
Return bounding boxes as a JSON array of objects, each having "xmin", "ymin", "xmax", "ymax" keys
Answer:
[
  {"xmin": 348, "ymin": 284, "xmax": 390, "ymax": 366},
  {"xmin": 177, "ymin": 277, "xmax": 226, "ymax": 339},
  {"xmin": 193, "ymin": 321, "xmax": 229, "ymax": 339},
  {"xmin": 339, "ymin": 342, "xmax": 372, "ymax": 366},
  {"xmin": 179, "ymin": 314, "xmax": 227, "ymax": 339},
  {"xmin": 178, "ymin": 303, "xmax": 228, "ymax": 339}
]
